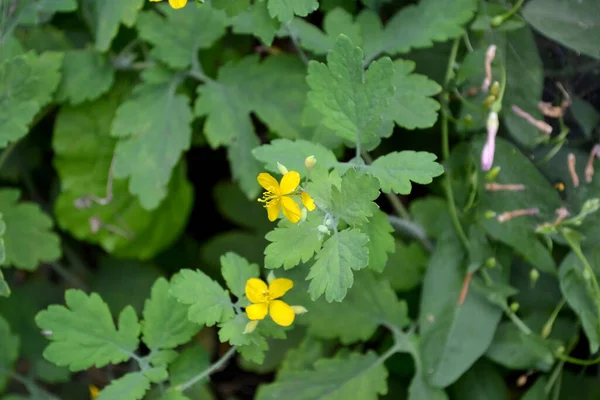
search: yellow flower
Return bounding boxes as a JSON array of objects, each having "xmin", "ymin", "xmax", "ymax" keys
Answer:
[
  {"xmin": 245, "ymin": 277, "xmax": 295, "ymax": 327},
  {"xmin": 257, "ymin": 171, "xmax": 316, "ymax": 223},
  {"xmin": 149, "ymin": 0, "xmax": 188, "ymax": 9},
  {"xmin": 89, "ymin": 385, "xmax": 100, "ymax": 399}
]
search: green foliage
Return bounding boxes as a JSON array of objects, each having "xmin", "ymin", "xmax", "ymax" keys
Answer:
[
  {"xmin": 56, "ymin": 50, "xmax": 115, "ymax": 104},
  {"xmin": 264, "ymin": 216, "xmax": 323, "ymax": 270},
  {"xmin": 267, "ymin": 0, "xmax": 318, "ymax": 23},
  {"xmin": 0, "ymin": 316, "xmax": 19, "ymax": 391},
  {"xmin": 96, "ymin": 372, "xmax": 150, "ymax": 400},
  {"xmin": 94, "ymin": 0, "xmax": 145, "ymax": 52}
]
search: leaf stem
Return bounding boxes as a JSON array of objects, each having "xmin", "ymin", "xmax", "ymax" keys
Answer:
[
  {"xmin": 387, "ymin": 216, "xmax": 434, "ymax": 252},
  {"xmin": 2, "ymin": 368, "xmax": 59, "ymax": 400},
  {"xmin": 169, "ymin": 346, "xmax": 237, "ymax": 393},
  {"xmin": 440, "ymin": 38, "xmax": 470, "ymax": 250},
  {"xmin": 497, "ymin": 0, "xmax": 526, "ymax": 23},
  {"xmin": 562, "ymin": 230, "xmax": 600, "ymax": 306},
  {"xmin": 0, "ymin": 140, "xmax": 16, "ymax": 171},
  {"xmin": 285, "ymin": 23, "xmax": 309, "ymax": 66},
  {"xmin": 49, "ymin": 262, "xmax": 88, "ymax": 291}
]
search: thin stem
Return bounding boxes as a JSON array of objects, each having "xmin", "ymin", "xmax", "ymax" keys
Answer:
[
  {"xmin": 169, "ymin": 347, "xmax": 237, "ymax": 393},
  {"xmin": 387, "ymin": 216, "xmax": 434, "ymax": 252},
  {"xmin": 504, "ymin": 305, "xmax": 532, "ymax": 335},
  {"xmin": 542, "ymin": 298, "xmax": 567, "ymax": 338},
  {"xmin": 0, "ymin": 141, "xmax": 16, "ymax": 171},
  {"xmin": 563, "ymin": 231, "xmax": 600, "ymax": 307},
  {"xmin": 556, "ymin": 353, "xmax": 600, "ymax": 366},
  {"xmin": 440, "ymin": 38, "xmax": 470, "ymax": 250},
  {"xmin": 3, "ymin": 369, "xmax": 59, "ymax": 400},
  {"xmin": 285, "ymin": 23, "xmax": 309, "ymax": 66},
  {"xmin": 49, "ymin": 262, "xmax": 88, "ymax": 291},
  {"xmin": 498, "ymin": 0, "xmax": 526, "ymax": 22}
]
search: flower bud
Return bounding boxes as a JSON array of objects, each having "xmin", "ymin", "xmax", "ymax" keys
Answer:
[
  {"xmin": 484, "ymin": 166, "xmax": 501, "ymax": 181},
  {"xmin": 317, "ymin": 224, "xmax": 330, "ymax": 235},
  {"xmin": 244, "ymin": 320, "xmax": 259, "ymax": 334},
  {"xmin": 277, "ymin": 162, "xmax": 289, "ymax": 175},
  {"xmin": 483, "ymin": 95, "xmax": 496, "ymax": 108},
  {"xmin": 484, "ymin": 210, "xmax": 496, "ymax": 219},
  {"xmin": 304, "ymin": 155, "xmax": 317, "ymax": 170},
  {"xmin": 491, "ymin": 15, "xmax": 504, "ymax": 27},
  {"xmin": 490, "ymin": 81, "xmax": 500, "ymax": 97},
  {"xmin": 89, "ymin": 217, "xmax": 102, "ymax": 233},
  {"xmin": 291, "ymin": 305, "xmax": 308, "ymax": 315},
  {"xmin": 510, "ymin": 302, "xmax": 520, "ymax": 313},
  {"xmin": 530, "ymin": 268, "xmax": 540, "ymax": 287},
  {"xmin": 267, "ymin": 271, "xmax": 276, "ymax": 284},
  {"xmin": 300, "ymin": 207, "xmax": 308, "ymax": 223},
  {"xmin": 486, "ymin": 257, "xmax": 496, "ymax": 268}
]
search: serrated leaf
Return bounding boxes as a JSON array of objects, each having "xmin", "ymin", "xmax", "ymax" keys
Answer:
[
  {"xmin": 35, "ymin": 290, "xmax": 140, "ymax": 371},
  {"xmin": 305, "ymin": 164, "xmax": 342, "ymax": 210},
  {"xmin": 142, "ymin": 278, "xmax": 200, "ymax": 351},
  {"xmin": 367, "ymin": 151, "xmax": 443, "ymax": 195},
  {"xmin": 0, "ymin": 51, "xmax": 62, "ymax": 147},
  {"xmin": 0, "ymin": 315, "xmax": 19, "ymax": 391},
  {"xmin": 220, "ymin": 252, "xmax": 260, "ymax": 298},
  {"xmin": 111, "ymin": 79, "xmax": 192, "ymax": 210},
  {"xmin": 144, "ymin": 366, "xmax": 168, "ymax": 383},
  {"xmin": 16, "ymin": 0, "xmax": 77, "ymax": 25},
  {"xmin": 137, "ymin": 4, "xmax": 227, "ymax": 68},
  {"xmin": 170, "ymin": 269, "xmax": 234, "ymax": 326},
  {"xmin": 388, "ymin": 59, "xmax": 441, "ymax": 129},
  {"xmin": 217, "ymin": 313, "xmax": 275, "ymax": 362},
  {"xmin": 257, "ymin": 351, "xmax": 388, "ymax": 400},
  {"xmin": 232, "ymin": 1, "xmax": 280, "ymax": 46},
  {"xmin": 96, "ymin": 372, "xmax": 150, "ymax": 400},
  {"xmin": 307, "ymin": 35, "xmax": 395, "ymax": 149},
  {"xmin": 253, "ymin": 139, "xmax": 338, "ymax": 177},
  {"xmin": 95, "ymin": 0, "xmax": 145, "ymax": 52},
  {"xmin": 331, "ymin": 169, "xmax": 379, "ymax": 226},
  {"xmin": 267, "ymin": 0, "xmax": 318, "ymax": 23},
  {"xmin": 265, "ymin": 216, "xmax": 322, "ymax": 270},
  {"xmin": 53, "ymin": 85, "xmax": 193, "ymax": 259},
  {"xmin": 307, "ymin": 228, "xmax": 369, "ymax": 302},
  {"xmin": 56, "ymin": 50, "xmax": 114, "ymax": 104},
  {"xmin": 522, "ymin": 0, "xmax": 600, "ymax": 60},
  {"xmin": 357, "ymin": 210, "xmax": 394, "ymax": 272},
  {"xmin": 212, "ymin": 0, "xmax": 250, "ymax": 16},
  {"xmin": 0, "ymin": 189, "xmax": 61, "ymax": 270}
]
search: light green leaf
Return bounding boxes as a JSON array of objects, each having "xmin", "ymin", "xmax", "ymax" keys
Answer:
[
  {"xmin": 0, "ymin": 51, "xmax": 62, "ymax": 147},
  {"xmin": 16, "ymin": 0, "xmax": 77, "ymax": 25},
  {"xmin": 367, "ymin": 151, "xmax": 443, "ymax": 195},
  {"xmin": 217, "ymin": 314, "xmax": 280, "ymax": 363},
  {"xmin": 382, "ymin": 240, "xmax": 428, "ymax": 292},
  {"xmin": 96, "ymin": 372, "xmax": 150, "ymax": 400},
  {"xmin": 53, "ymin": 85, "xmax": 193, "ymax": 259},
  {"xmin": 267, "ymin": 0, "xmax": 318, "ymax": 23},
  {"xmin": 265, "ymin": 215, "xmax": 323, "ymax": 270},
  {"xmin": 220, "ymin": 252, "xmax": 260, "ymax": 298},
  {"xmin": 212, "ymin": 0, "xmax": 250, "ymax": 16},
  {"xmin": 142, "ymin": 278, "xmax": 200, "ymax": 351},
  {"xmin": 0, "ymin": 189, "xmax": 61, "ymax": 270},
  {"xmin": 306, "ymin": 35, "xmax": 394, "ymax": 149},
  {"xmin": 287, "ymin": 8, "xmax": 361, "ymax": 55},
  {"xmin": 357, "ymin": 209, "xmax": 394, "ymax": 272},
  {"xmin": 307, "ymin": 228, "xmax": 369, "ymax": 302},
  {"xmin": 56, "ymin": 50, "xmax": 114, "ymax": 105},
  {"xmin": 168, "ymin": 344, "xmax": 210, "ymax": 390},
  {"xmin": 331, "ymin": 169, "xmax": 379, "ymax": 226},
  {"xmin": 137, "ymin": 4, "xmax": 227, "ymax": 68},
  {"xmin": 305, "ymin": 164, "xmax": 342, "ymax": 210},
  {"xmin": 232, "ymin": 1, "xmax": 280, "ymax": 45},
  {"xmin": 253, "ymin": 139, "xmax": 338, "ymax": 177},
  {"xmin": 522, "ymin": 0, "xmax": 600, "ymax": 60},
  {"xmin": 170, "ymin": 269, "xmax": 234, "ymax": 326},
  {"xmin": 111, "ymin": 79, "xmax": 193, "ymax": 210},
  {"xmin": 388, "ymin": 60, "xmax": 441, "ymax": 129},
  {"xmin": 35, "ymin": 290, "xmax": 140, "ymax": 371},
  {"xmin": 0, "ymin": 315, "xmax": 19, "ymax": 391},
  {"xmin": 95, "ymin": 0, "xmax": 145, "ymax": 52},
  {"xmin": 451, "ymin": 359, "xmax": 507, "ymax": 400},
  {"xmin": 257, "ymin": 351, "xmax": 388, "ymax": 400}
]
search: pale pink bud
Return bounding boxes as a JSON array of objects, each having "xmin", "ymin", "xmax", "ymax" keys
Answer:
[{"xmin": 481, "ymin": 112, "xmax": 499, "ymax": 171}]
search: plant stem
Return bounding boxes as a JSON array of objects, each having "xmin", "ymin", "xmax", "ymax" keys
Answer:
[
  {"xmin": 387, "ymin": 216, "xmax": 434, "ymax": 252},
  {"xmin": 0, "ymin": 141, "xmax": 17, "ymax": 171},
  {"xmin": 49, "ymin": 262, "xmax": 88, "ymax": 291},
  {"xmin": 498, "ymin": 0, "xmax": 526, "ymax": 22},
  {"xmin": 169, "ymin": 347, "xmax": 237, "ymax": 393},
  {"xmin": 285, "ymin": 23, "xmax": 309, "ymax": 66},
  {"xmin": 440, "ymin": 38, "xmax": 470, "ymax": 250},
  {"xmin": 563, "ymin": 231, "xmax": 600, "ymax": 308}
]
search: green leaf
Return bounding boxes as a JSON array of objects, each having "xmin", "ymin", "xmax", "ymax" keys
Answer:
[
  {"xmin": 16, "ymin": 0, "xmax": 77, "ymax": 25},
  {"xmin": 367, "ymin": 151, "xmax": 443, "ymax": 195},
  {"xmin": 473, "ymin": 138, "xmax": 558, "ymax": 273},
  {"xmin": 232, "ymin": 1, "xmax": 280, "ymax": 46},
  {"xmin": 35, "ymin": 290, "xmax": 140, "ymax": 371},
  {"xmin": 450, "ymin": 359, "xmax": 507, "ymax": 400},
  {"xmin": 522, "ymin": 0, "xmax": 600, "ymax": 60},
  {"xmin": 257, "ymin": 351, "xmax": 388, "ymax": 400},
  {"xmin": 307, "ymin": 228, "xmax": 369, "ymax": 302},
  {"xmin": 137, "ymin": 4, "xmax": 227, "ymax": 68},
  {"xmin": 388, "ymin": 60, "xmax": 441, "ymax": 129},
  {"xmin": 168, "ymin": 344, "xmax": 210, "ymax": 389},
  {"xmin": 142, "ymin": 278, "xmax": 200, "ymax": 351},
  {"xmin": 253, "ymin": 139, "xmax": 338, "ymax": 177},
  {"xmin": 0, "ymin": 51, "xmax": 62, "ymax": 147},
  {"xmin": 212, "ymin": 0, "xmax": 250, "ymax": 16},
  {"xmin": 306, "ymin": 164, "xmax": 342, "ymax": 210},
  {"xmin": 217, "ymin": 313, "xmax": 281, "ymax": 363},
  {"xmin": 0, "ymin": 214, "xmax": 8, "ymax": 296},
  {"xmin": 331, "ymin": 169, "xmax": 380, "ymax": 226},
  {"xmin": 56, "ymin": 50, "xmax": 114, "ymax": 104},
  {"xmin": 96, "ymin": 372, "xmax": 150, "ymax": 400},
  {"xmin": 0, "ymin": 189, "xmax": 61, "ymax": 270},
  {"xmin": 521, "ymin": 377, "xmax": 547, "ymax": 400},
  {"xmin": 357, "ymin": 209, "xmax": 394, "ymax": 272},
  {"xmin": 213, "ymin": 182, "xmax": 271, "ymax": 232},
  {"xmin": 559, "ymin": 249, "xmax": 600, "ymax": 353},
  {"xmin": 111, "ymin": 79, "xmax": 193, "ymax": 210},
  {"xmin": 0, "ymin": 315, "xmax": 19, "ymax": 391},
  {"xmin": 382, "ymin": 240, "xmax": 428, "ymax": 292},
  {"xmin": 306, "ymin": 35, "xmax": 394, "ymax": 149},
  {"xmin": 170, "ymin": 269, "xmax": 235, "ymax": 326},
  {"xmin": 265, "ymin": 216, "xmax": 323, "ymax": 270},
  {"xmin": 53, "ymin": 85, "xmax": 193, "ymax": 259},
  {"xmin": 419, "ymin": 232, "xmax": 503, "ymax": 387},
  {"xmin": 94, "ymin": 0, "xmax": 145, "ymax": 52},
  {"xmin": 287, "ymin": 8, "xmax": 362, "ymax": 55},
  {"xmin": 572, "ymin": 96, "xmax": 600, "ymax": 138},
  {"xmin": 267, "ymin": 0, "xmax": 318, "ymax": 23},
  {"xmin": 220, "ymin": 252, "xmax": 260, "ymax": 298}
]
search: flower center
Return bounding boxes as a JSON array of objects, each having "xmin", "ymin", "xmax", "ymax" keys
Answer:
[{"xmin": 259, "ymin": 289, "xmax": 272, "ymax": 304}]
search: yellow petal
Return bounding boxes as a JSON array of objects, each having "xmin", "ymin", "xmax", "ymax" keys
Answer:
[
  {"xmin": 149, "ymin": 0, "xmax": 161, "ymax": 2},
  {"xmin": 246, "ymin": 303, "xmax": 268, "ymax": 321},
  {"xmin": 257, "ymin": 173, "xmax": 280, "ymax": 194},
  {"xmin": 281, "ymin": 196, "xmax": 301, "ymax": 223},
  {"xmin": 301, "ymin": 191, "xmax": 316, "ymax": 211},
  {"xmin": 269, "ymin": 278, "xmax": 294, "ymax": 299},
  {"xmin": 168, "ymin": 0, "xmax": 187, "ymax": 8},
  {"xmin": 245, "ymin": 278, "xmax": 268, "ymax": 303},
  {"xmin": 279, "ymin": 171, "xmax": 300, "ymax": 195},
  {"xmin": 269, "ymin": 300, "xmax": 295, "ymax": 326},
  {"xmin": 267, "ymin": 198, "xmax": 281, "ymax": 222}
]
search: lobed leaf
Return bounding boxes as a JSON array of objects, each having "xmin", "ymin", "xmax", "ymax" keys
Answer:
[
  {"xmin": 357, "ymin": 209, "xmax": 394, "ymax": 272},
  {"xmin": 95, "ymin": 0, "xmax": 145, "ymax": 52},
  {"xmin": 331, "ymin": 169, "xmax": 380, "ymax": 226},
  {"xmin": 253, "ymin": 139, "xmax": 338, "ymax": 177},
  {"xmin": 56, "ymin": 50, "xmax": 114, "ymax": 105},
  {"xmin": 96, "ymin": 372, "xmax": 150, "ymax": 400},
  {"xmin": 264, "ymin": 216, "xmax": 323, "ymax": 270},
  {"xmin": 267, "ymin": 0, "xmax": 318, "ymax": 23},
  {"xmin": 220, "ymin": 252, "xmax": 260, "ymax": 298}
]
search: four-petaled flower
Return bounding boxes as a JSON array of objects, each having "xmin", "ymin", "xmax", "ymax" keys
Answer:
[
  {"xmin": 149, "ymin": 0, "xmax": 187, "ymax": 9},
  {"xmin": 245, "ymin": 277, "xmax": 295, "ymax": 327},
  {"xmin": 257, "ymin": 171, "xmax": 315, "ymax": 223}
]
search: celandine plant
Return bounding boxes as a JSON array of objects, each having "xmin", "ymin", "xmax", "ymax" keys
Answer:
[{"xmin": 1, "ymin": 0, "xmax": 600, "ymax": 399}]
